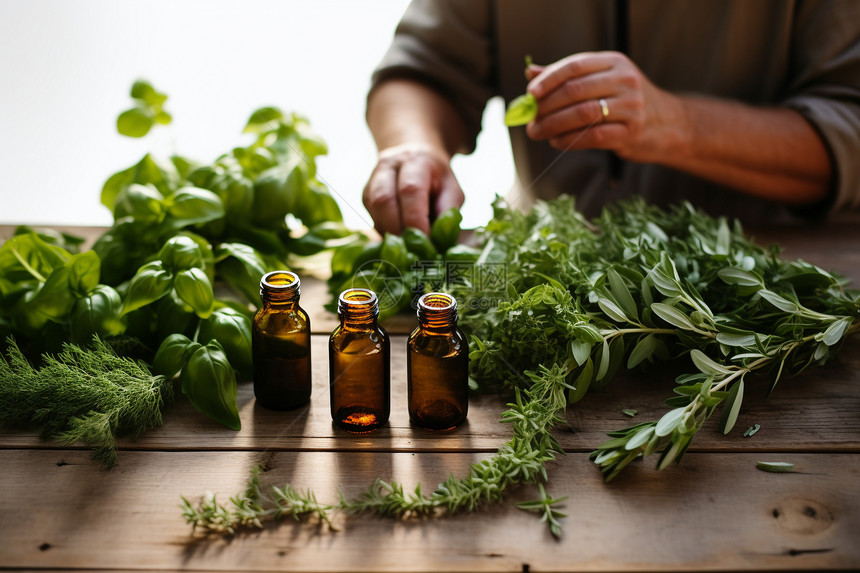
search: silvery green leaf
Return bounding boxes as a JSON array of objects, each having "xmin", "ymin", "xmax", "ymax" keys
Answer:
[
  {"xmin": 717, "ymin": 267, "xmax": 763, "ymax": 288},
  {"xmin": 758, "ymin": 289, "xmax": 799, "ymax": 313},
  {"xmin": 822, "ymin": 317, "xmax": 852, "ymax": 346},
  {"xmin": 643, "ymin": 434, "xmax": 661, "ymax": 457},
  {"xmin": 598, "ymin": 296, "xmax": 628, "ymax": 323},
  {"xmin": 651, "ymin": 303, "xmax": 696, "ymax": 330},
  {"xmin": 716, "ymin": 219, "xmax": 731, "ymax": 255},
  {"xmin": 813, "ymin": 341, "xmax": 829, "ymax": 361},
  {"xmin": 690, "ymin": 349, "xmax": 732, "ymax": 376},
  {"xmin": 627, "ymin": 333, "xmax": 656, "ymax": 369},
  {"xmin": 567, "ymin": 358, "xmax": 593, "ymax": 404},
  {"xmin": 621, "ymin": 408, "xmax": 638, "ymax": 418},
  {"xmin": 625, "ymin": 425, "xmax": 655, "ymax": 450},
  {"xmin": 654, "ymin": 407, "xmax": 686, "ymax": 437},
  {"xmin": 715, "ymin": 332, "xmax": 757, "ymax": 347},
  {"xmin": 648, "ymin": 268, "xmax": 682, "ymax": 297},
  {"xmin": 756, "ymin": 461, "xmax": 796, "ymax": 473},
  {"xmin": 719, "ymin": 379, "xmax": 744, "ymax": 435},
  {"xmin": 657, "ymin": 439, "xmax": 683, "ymax": 470},
  {"xmin": 570, "ymin": 339, "xmax": 592, "ymax": 366},
  {"xmin": 644, "ymin": 222, "xmax": 668, "ymax": 242},
  {"xmin": 607, "ymin": 268, "xmax": 638, "ymax": 321},
  {"xmin": 595, "ymin": 339, "xmax": 610, "ymax": 381}
]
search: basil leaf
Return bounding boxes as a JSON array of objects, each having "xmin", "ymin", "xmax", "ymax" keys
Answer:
[
  {"xmin": 430, "ymin": 207, "xmax": 463, "ymax": 253},
  {"xmin": 173, "ymin": 268, "xmax": 214, "ymax": 319},
  {"xmin": 504, "ymin": 93, "xmax": 537, "ymax": 126},
  {"xmin": 121, "ymin": 261, "xmax": 173, "ymax": 316},
  {"xmin": 181, "ymin": 341, "xmax": 241, "ymax": 430}
]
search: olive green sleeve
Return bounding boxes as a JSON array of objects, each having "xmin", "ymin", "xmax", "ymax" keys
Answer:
[
  {"xmin": 369, "ymin": 0, "xmax": 495, "ymax": 153},
  {"xmin": 782, "ymin": 0, "xmax": 860, "ymax": 217}
]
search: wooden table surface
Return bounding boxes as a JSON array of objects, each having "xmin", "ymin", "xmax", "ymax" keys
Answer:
[{"xmin": 1, "ymin": 223, "xmax": 859, "ymax": 572}]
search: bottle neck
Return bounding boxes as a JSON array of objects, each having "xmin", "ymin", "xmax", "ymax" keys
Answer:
[
  {"xmin": 338, "ymin": 288, "xmax": 380, "ymax": 330},
  {"xmin": 417, "ymin": 292, "xmax": 458, "ymax": 334},
  {"xmin": 260, "ymin": 270, "xmax": 301, "ymax": 308}
]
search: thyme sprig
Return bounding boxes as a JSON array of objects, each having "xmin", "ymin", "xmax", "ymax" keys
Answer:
[{"xmin": 181, "ymin": 363, "xmax": 572, "ymax": 537}]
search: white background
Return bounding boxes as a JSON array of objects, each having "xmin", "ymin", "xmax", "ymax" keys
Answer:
[{"xmin": 0, "ymin": 0, "xmax": 514, "ymax": 230}]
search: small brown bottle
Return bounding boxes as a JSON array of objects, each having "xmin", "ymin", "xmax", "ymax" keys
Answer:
[
  {"xmin": 252, "ymin": 271, "xmax": 312, "ymax": 410},
  {"xmin": 407, "ymin": 292, "xmax": 469, "ymax": 430},
  {"xmin": 329, "ymin": 288, "xmax": 390, "ymax": 432}
]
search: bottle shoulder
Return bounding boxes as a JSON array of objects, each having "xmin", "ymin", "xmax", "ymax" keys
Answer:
[{"xmin": 254, "ymin": 305, "xmax": 310, "ymax": 335}]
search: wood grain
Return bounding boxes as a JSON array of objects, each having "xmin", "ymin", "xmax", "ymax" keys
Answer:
[
  {"xmin": 1, "ymin": 449, "xmax": 857, "ymax": 571},
  {"xmin": 2, "ymin": 335, "xmax": 858, "ymax": 456}
]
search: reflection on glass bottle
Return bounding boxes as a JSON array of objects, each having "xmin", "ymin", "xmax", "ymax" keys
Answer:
[
  {"xmin": 407, "ymin": 292, "xmax": 469, "ymax": 430},
  {"xmin": 329, "ymin": 288, "xmax": 390, "ymax": 432},
  {"xmin": 252, "ymin": 271, "xmax": 312, "ymax": 410}
]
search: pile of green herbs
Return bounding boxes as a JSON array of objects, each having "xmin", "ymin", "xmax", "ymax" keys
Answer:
[
  {"xmin": 182, "ymin": 195, "xmax": 858, "ymax": 537},
  {"xmin": 0, "ymin": 81, "xmax": 352, "ymax": 463},
  {"xmin": 326, "ymin": 206, "xmax": 476, "ymax": 320}
]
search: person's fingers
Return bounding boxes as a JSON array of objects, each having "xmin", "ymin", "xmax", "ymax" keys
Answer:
[
  {"xmin": 363, "ymin": 163, "xmax": 403, "ymax": 235},
  {"xmin": 432, "ymin": 171, "xmax": 465, "ymax": 219},
  {"xmin": 528, "ymin": 97, "xmax": 621, "ymax": 141},
  {"xmin": 527, "ymin": 52, "xmax": 618, "ymax": 99},
  {"xmin": 396, "ymin": 158, "xmax": 433, "ymax": 234},
  {"xmin": 547, "ymin": 122, "xmax": 628, "ymax": 151},
  {"xmin": 534, "ymin": 69, "xmax": 617, "ymax": 116},
  {"xmin": 525, "ymin": 64, "xmax": 545, "ymax": 80}
]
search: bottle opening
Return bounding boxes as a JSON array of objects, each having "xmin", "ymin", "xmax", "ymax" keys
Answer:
[
  {"xmin": 338, "ymin": 288, "xmax": 379, "ymax": 320},
  {"xmin": 417, "ymin": 292, "xmax": 457, "ymax": 329},
  {"xmin": 262, "ymin": 270, "xmax": 300, "ymax": 290},
  {"xmin": 260, "ymin": 270, "xmax": 301, "ymax": 303},
  {"xmin": 418, "ymin": 292, "xmax": 456, "ymax": 311}
]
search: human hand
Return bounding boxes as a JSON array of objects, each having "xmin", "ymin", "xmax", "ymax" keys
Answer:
[
  {"xmin": 524, "ymin": 52, "xmax": 689, "ymax": 163},
  {"xmin": 362, "ymin": 143, "xmax": 464, "ymax": 236}
]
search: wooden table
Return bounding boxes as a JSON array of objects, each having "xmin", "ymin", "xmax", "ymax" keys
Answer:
[{"xmin": 1, "ymin": 224, "xmax": 859, "ymax": 572}]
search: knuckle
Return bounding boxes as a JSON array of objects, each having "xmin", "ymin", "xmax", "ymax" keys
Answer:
[
  {"xmin": 366, "ymin": 188, "xmax": 395, "ymax": 211},
  {"xmin": 398, "ymin": 182, "xmax": 425, "ymax": 198},
  {"xmin": 562, "ymin": 80, "xmax": 582, "ymax": 101}
]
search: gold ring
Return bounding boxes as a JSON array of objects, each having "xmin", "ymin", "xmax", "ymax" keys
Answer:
[{"xmin": 599, "ymin": 98, "xmax": 609, "ymax": 121}]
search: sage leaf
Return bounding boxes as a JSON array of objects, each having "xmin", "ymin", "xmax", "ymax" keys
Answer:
[
  {"xmin": 756, "ymin": 461, "xmax": 796, "ymax": 473},
  {"xmin": 598, "ymin": 297, "xmax": 628, "ymax": 323},
  {"xmin": 625, "ymin": 425, "xmax": 654, "ymax": 450},
  {"xmin": 822, "ymin": 317, "xmax": 851, "ymax": 346},
  {"xmin": 568, "ymin": 357, "xmax": 593, "ymax": 404},
  {"xmin": 690, "ymin": 349, "xmax": 732, "ymax": 376},
  {"xmin": 651, "ymin": 303, "xmax": 696, "ymax": 330},
  {"xmin": 607, "ymin": 268, "xmax": 638, "ymax": 321},
  {"xmin": 719, "ymin": 379, "xmax": 744, "ymax": 434},
  {"xmin": 758, "ymin": 289, "xmax": 799, "ymax": 313},
  {"xmin": 654, "ymin": 407, "xmax": 685, "ymax": 437},
  {"xmin": 627, "ymin": 333, "xmax": 656, "ymax": 369},
  {"xmin": 717, "ymin": 267, "xmax": 762, "ymax": 288}
]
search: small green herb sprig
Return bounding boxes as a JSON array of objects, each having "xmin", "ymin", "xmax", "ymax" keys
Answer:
[
  {"xmin": 0, "ymin": 337, "xmax": 172, "ymax": 468},
  {"xmin": 462, "ymin": 197, "xmax": 858, "ymax": 484},
  {"xmin": 182, "ymin": 362, "xmax": 571, "ymax": 537}
]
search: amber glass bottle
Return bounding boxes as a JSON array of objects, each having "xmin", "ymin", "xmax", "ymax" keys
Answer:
[
  {"xmin": 407, "ymin": 292, "xmax": 469, "ymax": 430},
  {"xmin": 252, "ymin": 271, "xmax": 312, "ymax": 410},
  {"xmin": 329, "ymin": 288, "xmax": 390, "ymax": 432}
]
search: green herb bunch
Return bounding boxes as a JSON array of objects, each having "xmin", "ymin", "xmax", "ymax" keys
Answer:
[
  {"xmin": 461, "ymin": 196, "xmax": 858, "ymax": 484},
  {"xmin": 326, "ymin": 206, "xmax": 478, "ymax": 320},
  {"xmin": 1, "ymin": 81, "xmax": 357, "ymax": 444},
  {"xmin": 184, "ymin": 195, "xmax": 857, "ymax": 538},
  {"xmin": 0, "ymin": 337, "xmax": 171, "ymax": 468}
]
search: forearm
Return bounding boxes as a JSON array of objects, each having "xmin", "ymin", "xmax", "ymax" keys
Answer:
[
  {"xmin": 660, "ymin": 96, "xmax": 833, "ymax": 205},
  {"xmin": 366, "ymin": 78, "xmax": 469, "ymax": 158}
]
